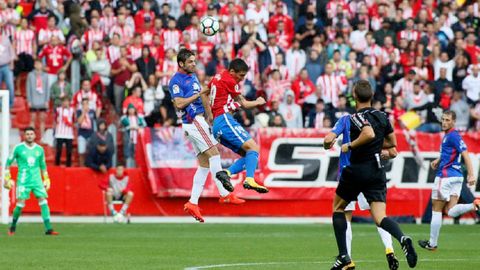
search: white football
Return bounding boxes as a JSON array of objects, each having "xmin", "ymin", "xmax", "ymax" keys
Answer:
[
  {"xmin": 113, "ymin": 213, "xmax": 125, "ymax": 223},
  {"xmin": 200, "ymin": 16, "xmax": 220, "ymax": 36}
]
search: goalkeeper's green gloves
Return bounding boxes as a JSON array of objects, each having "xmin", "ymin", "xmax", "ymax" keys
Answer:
[{"xmin": 3, "ymin": 170, "xmax": 13, "ymax": 190}]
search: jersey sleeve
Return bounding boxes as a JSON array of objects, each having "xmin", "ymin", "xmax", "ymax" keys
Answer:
[
  {"xmin": 5, "ymin": 145, "xmax": 18, "ymax": 168},
  {"xmin": 39, "ymin": 147, "xmax": 47, "ymax": 171},
  {"xmin": 384, "ymin": 115, "xmax": 394, "ymax": 135},
  {"xmin": 169, "ymin": 78, "xmax": 184, "ymax": 98},
  {"xmin": 331, "ymin": 116, "xmax": 346, "ymax": 136},
  {"xmin": 452, "ymin": 133, "xmax": 468, "ymax": 153},
  {"xmin": 350, "ymin": 112, "xmax": 370, "ymax": 130},
  {"xmin": 225, "ymin": 79, "xmax": 241, "ymax": 98}
]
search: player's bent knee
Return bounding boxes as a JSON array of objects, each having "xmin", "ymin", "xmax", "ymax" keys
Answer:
[
  {"xmin": 127, "ymin": 191, "xmax": 134, "ymax": 198},
  {"xmin": 16, "ymin": 202, "xmax": 25, "ymax": 208},
  {"xmin": 38, "ymin": 198, "xmax": 48, "ymax": 206}
]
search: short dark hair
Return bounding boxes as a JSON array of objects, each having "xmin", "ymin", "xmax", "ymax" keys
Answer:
[
  {"xmin": 353, "ymin": 80, "xmax": 373, "ymax": 103},
  {"xmin": 228, "ymin": 58, "xmax": 249, "ymax": 72},
  {"xmin": 443, "ymin": 110, "xmax": 457, "ymax": 121},
  {"xmin": 24, "ymin": 127, "xmax": 35, "ymax": 133},
  {"xmin": 177, "ymin": 48, "xmax": 195, "ymax": 67}
]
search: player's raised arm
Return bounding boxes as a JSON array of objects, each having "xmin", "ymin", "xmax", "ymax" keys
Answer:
[{"xmin": 234, "ymin": 95, "xmax": 266, "ymax": 110}]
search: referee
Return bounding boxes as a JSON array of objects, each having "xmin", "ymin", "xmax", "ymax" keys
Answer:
[{"xmin": 330, "ymin": 80, "xmax": 418, "ymax": 270}]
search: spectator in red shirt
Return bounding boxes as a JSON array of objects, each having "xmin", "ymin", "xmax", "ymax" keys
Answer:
[
  {"xmin": 391, "ymin": 96, "xmax": 406, "ymax": 129},
  {"xmin": 134, "ymin": 0, "xmax": 155, "ymax": 33},
  {"xmin": 291, "ymin": 68, "xmax": 315, "ymax": 106},
  {"xmin": 27, "ymin": 0, "xmax": 55, "ymax": 33},
  {"xmin": 196, "ymin": 35, "xmax": 215, "ymax": 66},
  {"xmin": 267, "ymin": 2, "xmax": 294, "ymax": 37},
  {"xmin": 37, "ymin": 35, "xmax": 72, "ymax": 92},
  {"xmin": 111, "ymin": 47, "xmax": 137, "ymax": 113},
  {"xmin": 464, "ymin": 32, "xmax": 480, "ymax": 64},
  {"xmin": 122, "ymin": 79, "xmax": 145, "ymax": 116}
]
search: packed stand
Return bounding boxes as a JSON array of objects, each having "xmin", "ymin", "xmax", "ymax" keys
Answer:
[{"xmin": 3, "ymin": 0, "xmax": 480, "ymax": 168}]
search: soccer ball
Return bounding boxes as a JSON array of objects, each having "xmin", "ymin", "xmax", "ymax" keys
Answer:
[
  {"xmin": 113, "ymin": 213, "xmax": 125, "ymax": 223},
  {"xmin": 200, "ymin": 16, "xmax": 220, "ymax": 36}
]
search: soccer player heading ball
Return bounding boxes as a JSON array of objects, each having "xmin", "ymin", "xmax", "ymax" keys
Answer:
[
  {"xmin": 205, "ymin": 58, "xmax": 269, "ymax": 194},
  {"xmin": 4, "ymin": 127, "xmax": 59, "ymax": 236},
  {"xmin": 169, "ymin": 49, "xmax": 245, "ymax": 223}
]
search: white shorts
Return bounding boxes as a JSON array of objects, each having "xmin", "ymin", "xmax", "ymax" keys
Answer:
[
  {"xmin": 183, "ymin": 115, "xmax": 218, "ymax": 155},
  {"xmin": 345, "ymin": 193, "xmax": 370, "ymax": 211},
  {"xmin": 432, "ymin": 176, "xmax": 463, "ymax": 201},
  {"xmin": 78, "ymin": 136, "xmax": 88, "ymax": 154}
]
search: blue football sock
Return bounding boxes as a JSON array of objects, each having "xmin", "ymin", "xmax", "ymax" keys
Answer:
[
  {"xmin": 245, "ymin": 151, "xmax": 259, "ymax": 179},
  {"xmin": 227, "ymin": 158, "xmax": 246, "ymax": 175}
]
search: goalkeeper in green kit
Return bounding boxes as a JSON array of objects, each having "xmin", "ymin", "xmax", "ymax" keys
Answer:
[{"xmin": 4, "ymin": 127, "xmax": 59, "ymax": 236}]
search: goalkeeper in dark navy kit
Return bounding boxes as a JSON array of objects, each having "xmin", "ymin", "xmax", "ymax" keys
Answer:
[{"xmin": 330, "ymin": 80, "xmax": 418, "ymax": 270}]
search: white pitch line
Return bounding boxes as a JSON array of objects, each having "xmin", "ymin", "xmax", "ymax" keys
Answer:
[{"xmin": 184, "ymin": 258, "xmax": 480, "ymax": 270}]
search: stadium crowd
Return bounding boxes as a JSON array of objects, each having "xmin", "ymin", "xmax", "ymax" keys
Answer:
[{"xmin": 2, "ymin": 0, "xmax": 480, "ymax": 167}]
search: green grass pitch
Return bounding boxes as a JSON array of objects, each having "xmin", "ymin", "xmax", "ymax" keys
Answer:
[{"xmin": 0, "ymin": 223, "xmax": 478, "ymax": 269}]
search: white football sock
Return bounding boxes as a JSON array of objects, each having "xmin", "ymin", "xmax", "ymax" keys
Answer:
[
  {"xmin": 346, "ymin": 221, "xmax": 352, "ymax": 257},
  {"xmin": 209, "ymin": 155, "xmax": 229, "ymax": 197},
  {"xmin": 429, "ymin": 211, "xmax": 442, "ymax": 247},
  {"xmin": 377, "ymin": 226, "xmax": 393, "ymax": 251},
  {"xmin": 189, "ymin": 167, "xmax": 209, "ymax": 204},
  {"xmin": 447, "ymin": 203, "xmax": 475, "ymax": 218},
  {"xmin": 120, "ymin": 203, "xmax": 129, "ymax": 215}
]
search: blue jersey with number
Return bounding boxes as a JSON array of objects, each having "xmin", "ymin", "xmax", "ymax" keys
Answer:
[
  {"xmin": 437, "ymin": 129, "xmax": 467, "ymax": 177},
  {"xmin": 331, "ymin": 115, "xmax": 351, "ymax": 179},
  {"xmin": 169, "ymin": 72, "xmax": 204, "ymax": 123}
]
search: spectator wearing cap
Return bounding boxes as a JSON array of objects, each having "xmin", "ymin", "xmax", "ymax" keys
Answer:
[
  {"xmin": 462, "ymin": 64, "xmax": 480, "ymax": 105},
  {"xmin": 121, "ymin": 104, "xmax": 146, "ymax": 168},
  {"xmin": 87, "ymin": 118, "xmax": 115, "ymax": 156},
  {"xmin": 134, "ymin": 0, "xmax": 155, "ymax": 33},
  {"xmin": 450, "ymin": 90, "xmax": 471, "ymax": 131},
  {"xmin": 85, "ymin": 139, "xmax": 113, "ymax": 173}
]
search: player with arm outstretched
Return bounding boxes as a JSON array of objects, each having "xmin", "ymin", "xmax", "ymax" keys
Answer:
[
  {"xmin": 3, "ymin": 127, "xmax": 59, "ymax": 236},
  {"xmin": 418, "ymin": 110, "xmax": 479, "ymax": 251},
  {"xmin": 324, "ymin": 115, "xmax": 399, "ymax": 270},
  {"xmin": 205, "ymin": 58, "xmax": 268, "ymax": 194},
  {"xmin": 169, "ymin": 49, "xmax": 244, "ymax": 223}
]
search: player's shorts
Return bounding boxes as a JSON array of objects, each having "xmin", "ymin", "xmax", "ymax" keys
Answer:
[
  {"xmin": 212, "ymin": 113, "xmax": 252, "ymax": 153},
  {"xmin": 432, "ymin": 176, "xmax": 463, "ymax": 201},
  {"xmin": 113, "ymin": 192, "xmax": 126, "ymax": 201},
  {"xmin": 16, "ymin": 185, "xmax": 48, "ymax": 200},
  {"xmin": 183, "ymin": 115, "xmax": 218, "ymax": 155},
  {"xmin": 345, "ymin": 193, "xmax": 370, "ymax": 211},
  {"xmin": 336, "ymin": 160, "xmax": 387, "ymax": 204}
]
